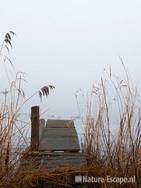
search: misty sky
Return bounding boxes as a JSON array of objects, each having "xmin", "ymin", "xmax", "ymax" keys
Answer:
[{"xmin": 0, "ymin": 0, "xmax": 141, "ymax": 122}]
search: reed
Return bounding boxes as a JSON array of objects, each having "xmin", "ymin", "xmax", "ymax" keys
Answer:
[
  {"xmin": 80, "ymin": 66, "xmax": 141, "ymax": 187},
  {"xmin": 0, "ymin": 32, "xmax": 140, "ymax": 188},
  {"xmin": 0, "ymin": 32, "xmax": 54, "ymax": 179}
]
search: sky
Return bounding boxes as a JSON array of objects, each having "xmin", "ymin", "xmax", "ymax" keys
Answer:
[{"xmin": 0, "ymin": 0, "xmax": 141, "ymax": 129}]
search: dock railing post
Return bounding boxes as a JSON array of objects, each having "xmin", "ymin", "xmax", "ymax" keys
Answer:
[{"xmin": 31, "ymin": 106, "xmax": 39, "ymax": 151}]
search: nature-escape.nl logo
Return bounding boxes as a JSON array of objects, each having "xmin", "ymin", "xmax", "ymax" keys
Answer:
[{"xmin": 75, "ymin": 175, "xmax": 136, "ymax": 184}]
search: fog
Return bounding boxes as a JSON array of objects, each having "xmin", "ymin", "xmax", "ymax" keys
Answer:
[{"xmin": 0, "ymin": 1, "xmax": 141, "ymax": 135}]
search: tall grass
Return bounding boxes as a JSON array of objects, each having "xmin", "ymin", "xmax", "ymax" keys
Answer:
[
  {"xmin": 0, "ymin": 32, "xmax": 140, "ymax": 188},
  {"xmin": 80, "ymin": 66, "xmax": 141, "ymax": 187},
  {"xmin": 0, "ymin": 32, "xmax": 54, "ymax": 180}
]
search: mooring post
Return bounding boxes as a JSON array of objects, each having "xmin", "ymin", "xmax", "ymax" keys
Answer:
[{"xmin": 31, "ymin": 106, "xmax": 39, "ymax": 151}]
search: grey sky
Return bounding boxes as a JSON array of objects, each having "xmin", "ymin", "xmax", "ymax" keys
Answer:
[{"xmin": 0, "ymin": 0, "xmax": 141, "ymax": 119}]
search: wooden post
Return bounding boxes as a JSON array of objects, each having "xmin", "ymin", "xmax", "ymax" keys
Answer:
[{"xmin": 31, "ymin": 106, "xmax": 39, "ymax": 151}]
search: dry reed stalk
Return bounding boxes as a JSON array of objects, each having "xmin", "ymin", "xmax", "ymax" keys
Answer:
[
  {"xmin": 78, "ymin": 67, "xmax": 141, "ymax": 187},
  {"xmin": 0, "ymin": 32, "xmax": 54, "ymax": 178}
]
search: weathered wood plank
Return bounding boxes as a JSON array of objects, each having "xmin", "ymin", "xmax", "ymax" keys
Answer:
[
  {"xmin": 21, "ymin": 152, "xmax": 86, "ymax": 169},
  {"xmin": 39, "ymin": 119, "xmax": 80, "ymax": 151},
  {"xmin": 45, "ymin": 119, "xmax": 75, "ymax": 128},
  {"xmin": 43, "ymin": 128, "xmax": 78, "ymax": 137},
  {"xmin": 39, "ymin": 137, "xmax": 80, "ymax": 151}
]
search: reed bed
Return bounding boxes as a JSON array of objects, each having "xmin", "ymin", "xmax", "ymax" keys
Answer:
[
  {"xmin": 0, "ymin": 32, "xmax": 55, "ymax": 187},
  {"xmin": 80, "ymin": 65, "xmax": 141, "ymax": 187},
  {"xmin": 0, "ymin": 32, "xmax": 141, "ymax": 187}
]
